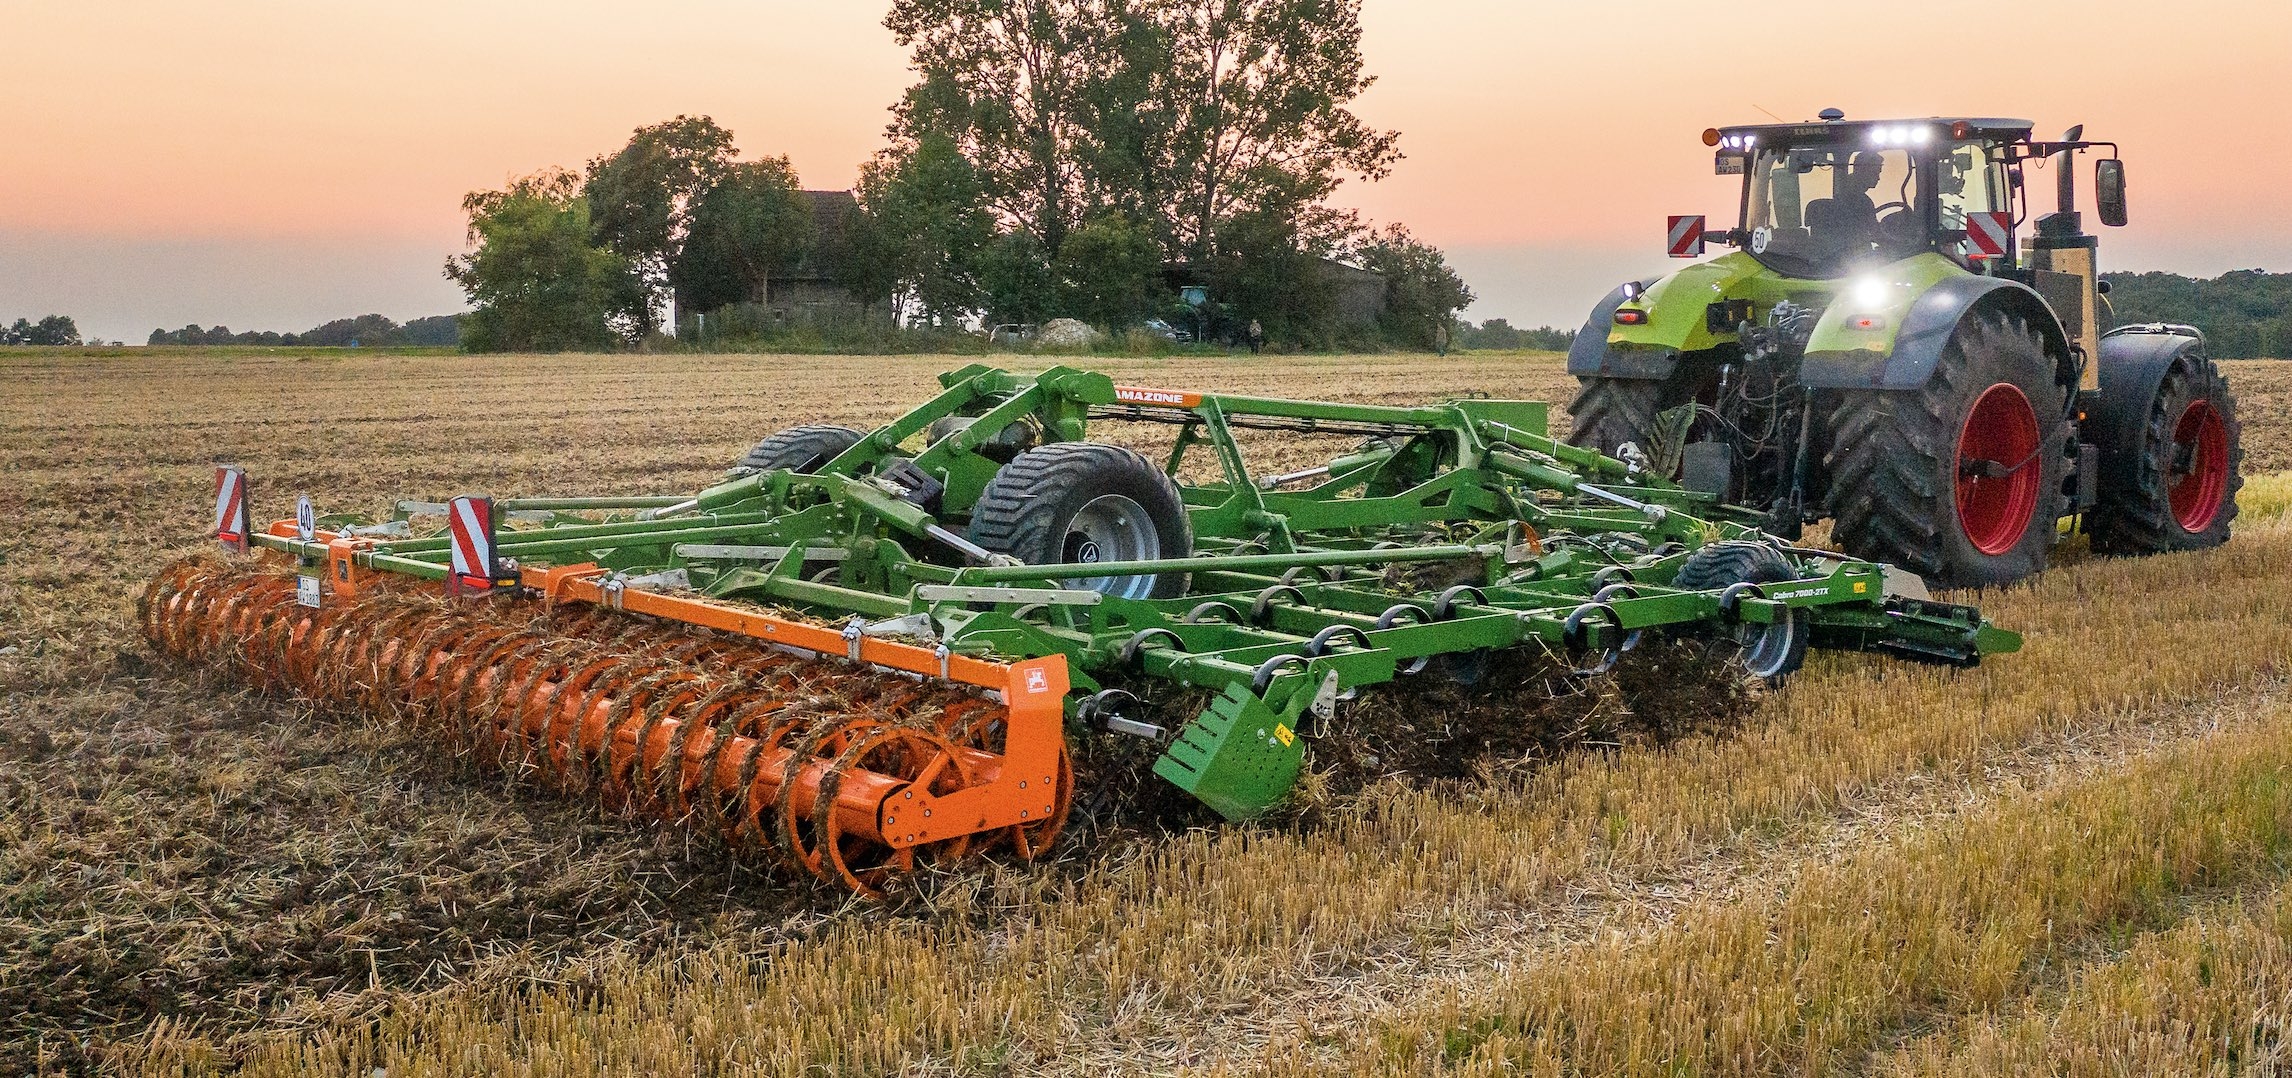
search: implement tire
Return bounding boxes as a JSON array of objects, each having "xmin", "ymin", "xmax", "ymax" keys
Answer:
[
  {"xmin": 1672, "ymin": 540, "xmax": 1808, "ymax": 681},
  {"xmin": 732, "ymin": 425, "xmax": 866, "ymax": 477},
  {"xmin": 2088, "ymin": 357, "xmax": 2243, "ymax": 554},
  {"xmin": 1565, "ymin": 376, "xmax": 1667, "ymax": 459},
  {"xmin": 1824, "ymin": 310, "xmax": 2071, "ymax": 590},
  {"xmin": 968, "ymin": 442, "xmax": 1193, "ymax": 600}
]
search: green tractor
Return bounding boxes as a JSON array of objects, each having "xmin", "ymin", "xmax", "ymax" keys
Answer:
[{"xmin": 1568, "ymin": 110, "xmax": 2244, "ymax": 588}]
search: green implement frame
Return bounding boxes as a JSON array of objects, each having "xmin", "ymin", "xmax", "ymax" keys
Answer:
[{"xmin": 250, "ymin": 365, "xmax": 2020, "ymax": 819}]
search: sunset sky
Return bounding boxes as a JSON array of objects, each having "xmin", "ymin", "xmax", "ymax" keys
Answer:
[{"xmin": 6, "ymin": 0, "xmax": 2288, "ymax": 343}]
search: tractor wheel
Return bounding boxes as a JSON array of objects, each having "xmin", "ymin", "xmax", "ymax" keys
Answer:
[
  {"xmin": 1825, "ymin": 311, "xmax": 2071, "ymax": 589},
  {"xmin": 731, "ymin": 424, "xmax": 866, "ymax": 477},
  {"xmin": 968, "ymin": 442, "xmax": 1193, "ymax": 600},
  {"xmin": 2088, "ymin": 358, "xmax": 2243, "ymax": 554},
  {"xmin": 1565, "ymin": 376, "xmax": 1667, "ymax": 460},
  {"xmin": 1671, "ymin": 540, "xmax": 1808, "ymax": 681}
]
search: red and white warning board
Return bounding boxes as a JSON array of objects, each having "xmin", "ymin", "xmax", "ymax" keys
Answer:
[
  {"xmin": 446, "ymin": 495, "xmax": 503, "ymax": 594},
  {"xmin": 1666, "ymin": 215, "xmax": 1706, "ymax": 258},
  {"xmin": 1966, "ymin": 211, "xmax": 2013, "ymax": 259},
  {"xmin": 212, "ymin": 466, "xmax": 251, "ymax": 553}
]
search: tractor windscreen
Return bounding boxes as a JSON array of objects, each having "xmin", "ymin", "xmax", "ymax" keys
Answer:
[{"xmin": 1743, "ymin": 145, "xmax": 1924, "ymax": 275}]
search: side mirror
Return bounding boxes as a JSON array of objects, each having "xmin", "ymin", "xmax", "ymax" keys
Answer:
[{"xmin": 2095, "ymin": 159, "xmax": 2128, "ymax": 227}]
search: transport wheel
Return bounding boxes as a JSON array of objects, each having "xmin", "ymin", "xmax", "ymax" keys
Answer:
[
  {"xmin": 1565, "ymin": 376, "xmax": 1667, "ymax": 460},
  {"xmin": 1824, "ymin": 311, "xmax": 2071, "ymax": 589},
  {"xmin": 730, "ymin": 424, "xmax": 866, "ymax": 477},
  {"xmin": 1671, "ymin": 540, "xmax": 1808, "ymax": 682},
  {"xmin": 967, "ymin": 442, "xmax": 1193, "ymax": 600},
  {"xmin": 2089, "ymin": 358, "xmax": 2243, "ymax": 554}
]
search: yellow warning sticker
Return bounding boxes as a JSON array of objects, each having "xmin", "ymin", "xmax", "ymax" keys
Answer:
[
  {"xmin": 1273, "ymin": 724, "xmax": 1295, "ymax": 747},
  {"xmin": 1853, "ymin": 580, "xmax": 1868, "ymax": 594}
]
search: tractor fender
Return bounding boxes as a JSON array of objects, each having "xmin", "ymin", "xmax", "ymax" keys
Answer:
[
  {"xmin": 1799, "ymin": 275, "xmax": 2075, "ymax": 391},
  {"xmin": 1568, "ymin": 282, "xmax": 1675, "ymax": 379},
  {"xmin": 2086, "ymin": 324, "xmax": 2207, "ymax": 488}
]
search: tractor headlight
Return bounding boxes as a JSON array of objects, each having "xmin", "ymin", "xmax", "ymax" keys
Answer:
[{"xmin": 1852, "ymin": 277, "xmax": 1891, "ymax": 309}]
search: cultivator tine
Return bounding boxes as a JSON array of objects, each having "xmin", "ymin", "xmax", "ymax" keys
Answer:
[{"xmin": 140, "ymin": 560, "xmax": 1074, "ymax": 897}]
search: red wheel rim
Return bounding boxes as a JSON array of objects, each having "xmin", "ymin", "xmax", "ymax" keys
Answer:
[
  {"xmin": 1953, "ymin": 383, "xmax": 2042, "ymax": 556},
  {"xmin": 2168, "ymin": 399, "xmax": 2230, "ymax": 533}
]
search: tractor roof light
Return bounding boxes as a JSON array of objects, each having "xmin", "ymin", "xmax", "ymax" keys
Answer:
[
  {"xmin": 1851, "ymin": 276, "xmax": 1893, "ymax": 310},
  {"xmin": 1952, "ymin": 120, "xmax": 1972, "ymax": 139},
  {"xmin": 1702, "ymin": 128, "xmax": 1722, "ymax": 147}
]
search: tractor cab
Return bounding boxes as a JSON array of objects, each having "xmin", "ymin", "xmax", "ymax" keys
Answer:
[{"xmin": 1704, "ymin": 116, "xmax": 2037, "ymax": 278}]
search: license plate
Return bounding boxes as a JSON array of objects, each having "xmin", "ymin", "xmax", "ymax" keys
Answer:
[{"xmin": 296, "ymin": 574, "xmax": 323, "ymax": 608}]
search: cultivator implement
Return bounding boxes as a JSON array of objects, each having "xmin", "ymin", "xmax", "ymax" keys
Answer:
[{"xmin": 144, "ymin": 364, "xmax": 2018, "ymax": 894}]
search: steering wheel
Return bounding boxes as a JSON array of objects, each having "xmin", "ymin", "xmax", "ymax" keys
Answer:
[
  {"xmin": 1874, "ymin": 200, "xmax": 1911, "ymax": 215},
  {"xmin": 1874, "ymin": 203, "xmax": 1920, "ymax": 245}
]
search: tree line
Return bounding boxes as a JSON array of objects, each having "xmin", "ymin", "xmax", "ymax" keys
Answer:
[
  {"xmin": 147, "ymin": 314, "xmax": 461, "ymax": 348},
  {"xmin": 447, "ymin": 0, "xmax": 1474, "ymax": 353},
  {"xmin": 2104, "ymin": 269, "xmax": 2292, "ymax": 359}
]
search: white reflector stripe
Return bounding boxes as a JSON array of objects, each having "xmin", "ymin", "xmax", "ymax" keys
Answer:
[
  {"xmin": 1967, "ymin": 211, "xmax": 2011, "ymax": 258},
  {"xmin": 1667, "ymin": 215, "xmax": 1706, "ymax": 258},
  {"xmin": 447, "ymin": 496, "xmax": 494, "ymax": 583}
]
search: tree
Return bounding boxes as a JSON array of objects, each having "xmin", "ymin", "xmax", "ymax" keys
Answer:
[
  {"xmin": 979, "ymin": 229, "xmax": 1061, "ymax": 326},
  {"xmin": 582, "ymin": 115, "xmax": 738, "ymax": 334},
  {"xmin": 446, "ymin": 170, "xmax": 641, "ymax": 352},
  {"xmin": 1200, "ymin": 202, "xmax": 1335, "ymax": 345},
  {"xmin": 1056, "ymin": 212, "xmax": 1162, "ymax": 328},
  {"xmin": 671, "ymin": 157, "xmax": 813, "ymax": 314},
  {"xmin": 850, "ymin": 132, "xmax": 997, "ymax": 327},
  {"xmin": 1144, "ymin": 0, "xmax": 1400, "ymax": 261},
  {"xmin": 300, "ymin": 314, "xmax": 406, "ymax": 347},
  {"xmin": 6, "ymin": 316, "xmax": 80, "ymax": 346},
  {"xmin": 883, "ymin": 0, "xmax": 1131, "ymax": 257},
  {"xmin": 1357, "ymin": 224, "xmax": 1473, "ymax": 348}
]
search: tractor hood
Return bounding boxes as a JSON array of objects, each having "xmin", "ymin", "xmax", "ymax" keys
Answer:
[{"xmin": 1573, "ymin": 251, "xmax": 1983, "ymax": 383}]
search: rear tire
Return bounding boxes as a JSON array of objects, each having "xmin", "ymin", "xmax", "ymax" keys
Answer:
[
  {"xmin": 968, "ymin": 443, "xmax": 1193, "ymax": 600},
  {"xmin": 731, "ymin": 425, "xmax": 866, "ymax": 477},
  {"xmin": 1671, "ymin": 540, "xmax": 1808, "ymax": 681},
  {"xmin": 1824, "ymin": 311, "xmax": 2071, "ymax": 589},
  {"xmin": 2089, "ymin": 358, "xmax": 2243, "ymax": 554}
]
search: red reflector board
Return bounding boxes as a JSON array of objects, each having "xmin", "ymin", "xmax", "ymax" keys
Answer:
[
  {"xmin": 1966, "ymin": 211, "xmax": 2012, "ymax": 259},
  {"xmin": 1667, "ymin": 215, "xmax": 1706, "ymax": 258},
  {"xmin": 213, "ymin": 466, "xmax": 251, "ymax": 553},
  {"xmin": 446, "ymin": 495, "xmax": 503, "ymax": 594}
]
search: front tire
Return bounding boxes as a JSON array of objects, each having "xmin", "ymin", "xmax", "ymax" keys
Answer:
[
  {"xmin": 967, "ymin": 443, "xmax": 1193, "ymax": 600},
  {"xmin": 1565, "ymin": 376, "xmax": 1667, "ymax": 461},
  {"xmin": 1825, "ymin": 311, "xmax": 2072, "ymax": 589}
]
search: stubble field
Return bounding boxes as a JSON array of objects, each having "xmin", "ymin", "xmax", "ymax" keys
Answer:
[{"xmin": 3, "ymin": 348, "xmax": 2290, "ymax": 1076}]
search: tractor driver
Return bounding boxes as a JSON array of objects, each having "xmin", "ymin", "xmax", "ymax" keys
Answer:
[{"xmin": 1805, "ymin": 151, "xmax": 1886, "ymax": 255}]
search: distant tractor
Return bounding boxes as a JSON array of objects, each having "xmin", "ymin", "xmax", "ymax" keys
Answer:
[{"xmin": 1568, "ymin": 111, "xmax": 2243, "ymax": 588}]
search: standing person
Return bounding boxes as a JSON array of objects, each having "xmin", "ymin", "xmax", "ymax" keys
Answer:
[
  {"xmin": 1246, "ymin": 319, "xmax": 1264, "ymax": 355},
  {"xmin": 1432, "ymin": 319, "xmax": 1450, "ymax": 357}
]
